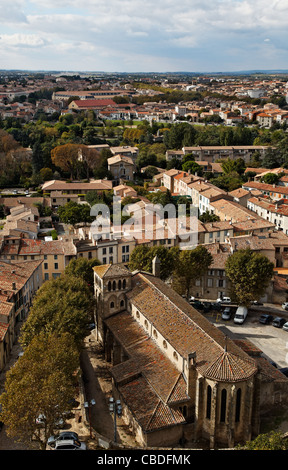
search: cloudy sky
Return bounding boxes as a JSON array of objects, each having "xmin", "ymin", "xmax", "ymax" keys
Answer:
[{"xmin": 0, "ymin": 0, "xmax": 288, "ymax": 73}]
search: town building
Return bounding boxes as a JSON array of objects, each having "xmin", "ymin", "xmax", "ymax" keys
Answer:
[{"xmin": 0, "ymin": 259, "xmax": 43, "ymax": 372}]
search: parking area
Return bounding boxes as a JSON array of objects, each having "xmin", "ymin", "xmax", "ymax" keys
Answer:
[{"xmin": 199, "ymin": 303, "xmax": 288, "ymax": 369}]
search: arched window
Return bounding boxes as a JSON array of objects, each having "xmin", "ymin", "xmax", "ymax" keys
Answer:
[
  {"xmin": 120, "ymin": 299, "xmax": 124, "ymax": 308},
  {"xmin": 112, "ymin": 280, "xmax": 116, "ymax": 291},
  {"xmin": 110, "ymin": 301, "xmax": 115, "ymax": 309},
  {"xmin": 123, "ymin": 279, "xmax": 126, "ymax": 289},
  {"xmin": 206, "ymin": 385, "xmax": 212, "ymax": 420},
  {"xmin": 118, "ymin": 279, "xmax": 122, "ymax": 290},
  {"xmin": 220, "ymin": 389, "xmax": 227, "ymax": 423},
  {"xmin": 235, "ymin": 388, "xmax": 241, "ymax": 422},
  {"xmin": 108, "ymin": 281, "xmax": 111, "ymax": 292}
]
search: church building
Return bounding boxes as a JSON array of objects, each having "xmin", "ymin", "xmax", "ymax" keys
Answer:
[{"xmin": 93, "ymin": 261, "xmax": 288, "ymax": 449}]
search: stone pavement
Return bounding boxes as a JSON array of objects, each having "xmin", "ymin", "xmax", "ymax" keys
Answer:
[{"xmin": 78, "ymin": 332, "xmax": 140, "ymax": 449}]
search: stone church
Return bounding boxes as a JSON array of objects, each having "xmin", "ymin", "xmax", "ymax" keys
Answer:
[{"xmin": 93, "ymin": 260, "xmax": 288, "ymax": 449}]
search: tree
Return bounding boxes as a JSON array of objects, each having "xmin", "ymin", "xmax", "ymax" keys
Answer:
[
  {"xmin": 225, "ymin": 248, "xmax": 274, "ymax": 306},
  {"xmin": 65, "ymin": 257, "xmax": 101, "ymax": 289},
  {"xmin": 20, "ymin": 274, "xmax": 94, "ymax": 349},
  {"xmin": 240, "ymin": 431, "xmax": 288, "ymax": 450},
  {"xmin": 182, "ymin": 160, "xmax": 203, "ymax": 175},
  {"xmin": 260, "ymin": 172, "xmax": 280, "ymax": 185},
  {"xmin": 0, "ymin": 331, "xmax": 79, "ymax": 450},
  {"xmin": 51, "ymin": 143, "xmax": 81, "ymax": 179},
  {"xmin": 172, "ymin": 245, "xmax": 213, "ymax": 297},
  {"xmin": 199, "ymin": 210, "xmax": 220, "ymax": 223},
  {"xmin": 58, "ymin": 201, "xmax": 93, "ymax": 226},
  {"xmin": 129, "ymin": 245, "xmax": 179, "ymax": 280}
]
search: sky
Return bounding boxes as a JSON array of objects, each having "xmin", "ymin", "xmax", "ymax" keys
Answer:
[{"xmin": 0, "ymin": 0, "xmax": 288, "ymax": 73}]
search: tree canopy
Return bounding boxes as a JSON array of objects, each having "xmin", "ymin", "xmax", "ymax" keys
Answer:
[
  {"xmin": 225, "ymin": 248, "xmax": 274, "ymax": 306},
  {"xmin": 58, "ymin": 201, "xmax": 93, "ymax": 226},
  {"xmin": 172, "ymin": 245, "xmax": 213, "ymax": 297},
  {"xmin": 128, "ymin": 245, "xmax": 179, "ymax": 280},
  {"xmin": 20, "ymin": 274, "xmax": 94, "ymax": 349},
  {"xmin": 0, "ymin": 331, "xmax": 79, "ymax": 450}
]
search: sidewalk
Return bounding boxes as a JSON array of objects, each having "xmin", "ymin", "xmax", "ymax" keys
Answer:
[{"xmin": 78, "ymin": 333, "xmax": 139, "ymax": 449}]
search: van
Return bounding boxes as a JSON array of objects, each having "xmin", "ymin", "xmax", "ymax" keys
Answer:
[{"xmin": 234, "ymin": 306, "xmax": 248, "ymax": 324}]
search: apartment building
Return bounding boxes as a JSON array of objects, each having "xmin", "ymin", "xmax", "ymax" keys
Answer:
[
  {"xmin": 247, "ymin": 196, "xmax": 288, "ymax": 235},
  {"xmin": 0, "ymin": 259, "xmax": 43, "ymax": 372},
  {"xmin": 182, "ymin": 145, "xmax": 272, "ymax": 163},
  {"xmin": 0, "ymin": 237, "xmax": 76, "ymax": 281},
  {"xmin": 243, "ymin": 181, "xmax": 288, "ymax": 200}
]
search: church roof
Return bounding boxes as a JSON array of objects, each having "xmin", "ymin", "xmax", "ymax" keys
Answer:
[
  {"xmin": 200, "ymin": 351, "xmax": 256, "ymax": 382},
  {"xmin": 126, "ymin": 271, "xmax": 258, "ymax": 383},
  {"xmin": 93, "ymin": 263, "xmax": 131, "ymax": 279}
]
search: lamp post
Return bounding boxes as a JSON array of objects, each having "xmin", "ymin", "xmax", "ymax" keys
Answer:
[
  {"xmin": 108, "ymin": 397, "xmax": 122, "ymax": 443},
  {"xmin": 84, "ymin": 398, "xmax": 96, "ymax": 438}
]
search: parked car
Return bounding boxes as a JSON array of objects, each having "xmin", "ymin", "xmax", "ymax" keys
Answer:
[
  {"xmin": 279, "ymin": 367, "xmax": 288, "ymax": 377},
  {"xmin": 282, "ymin": 302, "xmax": 288, "ymax": 310},
  {"xmin": 211, "ymin": 302, "xmax": 222, "ymax": 311},
  {"xmin": 203, "ymin": 302, "xmax": 211, "ymax": 313},
  {"xmin": 48, "ymin": 432, "xmax": 79, "ymax": 448},
  {"xmin": 272, "ymin": 317, "xmax": 286, "ymax": 328},
  {"xmin": 216, "ymin": 297, "xmax": 231, "ymax": 304},
  {"xmin": 234, "ymin": 306, "xmax": 248, "ymax": 324},
  {"xmin": 251, "ymin": 300, "xmax": 263, "ymax": 306},
  {"xmin": 36, "ymin": 414, "xmax": 64, "ymax": 428},
  {"xmin": 221, "ymin": 307, "xmax": 232, "ymax": 321},
  {"xmin": 283, "ymin": 322, "xmax": 288, "ymax": 332},
  {"xmin": 191, "ymin": 300, "xmax": 203, "ymax": 310},
  {"xmin": 259, "ymin": 314, "xmax": 274, "ymax": 325},
  {"xmin": 53, "ymin": 439, "xmax": 86, "ymax": 450}
]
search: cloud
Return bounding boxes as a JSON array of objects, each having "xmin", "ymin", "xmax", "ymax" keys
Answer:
[
  {"xmin": 0, "ymin": 0, "xmax": 288, "ymax": 71},
  {"xmin": 0, "ymin": 33, "xmax": 48, "ymax": 47}
]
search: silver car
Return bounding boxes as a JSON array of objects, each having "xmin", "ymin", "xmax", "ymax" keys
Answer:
[{"xmin": 54, "ymin": 439, "xmax": 86, "ymax": 450}]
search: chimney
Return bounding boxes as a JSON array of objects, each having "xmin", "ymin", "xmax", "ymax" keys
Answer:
[{"xmin": 152, "ymin": 255, "xmax": 161, "ymax": 277}]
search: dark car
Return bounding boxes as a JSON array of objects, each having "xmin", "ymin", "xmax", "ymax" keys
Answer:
[
  {"xmin": 203, "ymin": 302, "xmax": 211, "ymax": 313},
  {"xmin": 211, "ymin": 302, "xmax": 222, "ymax": 312},
  {"xmin": 191, "ymin": 301, "xmax": 203, "ymax": 310},
  {"xmin": 272, "ymin": 317, "xmax": 286, "ymax": 328},
  {"xmin": 279, "ymin": 367, "xmax": 288, "ymax": 377},
  {"xmin": 259, "ymin": 314, "xmax": 274, "ymax": 325}
]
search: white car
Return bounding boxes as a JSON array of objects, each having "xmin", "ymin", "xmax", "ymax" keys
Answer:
[
  {"xmin": 216, "ymin": 297, "xmax": 231, "ymax": 304},
  {"xmin": 282, "ymin": 302, "xmax": 288, "ymax": 310},
  {"xmin": 54, "ymin": 439, "xmax": 86, "ymax": 450}
]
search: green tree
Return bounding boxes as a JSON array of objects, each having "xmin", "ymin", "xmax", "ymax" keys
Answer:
[
  {"xmin": 260, "ymin": 172, "xmax": 280, "ymax": 185},
  {"xmin": 0, "ymin": 331, "xmax": 79, "ymax": 450},
  {"xmin": 65, "ymin": 257, "xmax": 101, "ymax": 289},
  {"xmin": 129, "ymin": 245, "xmax": 179, "ymax": 280},
  {"xmin": 225, "ymin": 248, "xmax": 274, "ymax": 306},
  {"xmin": 182, "ymin": 160, "xmax": 203, "ymax": 175},
  {"xmin": 172, "ymin": 245, "xmax": 213, "ymax": 298},
  {"xmin": 199, "ymin": 210, "xmax": 220, "ymax": 223},
  {"xmin": 240, "ymin": 431, "xmax": 288, "ymax": 450},
  {"xmin": 20, "ymin": 274, "xmax": 94, "ymax": 349},
  {"xmin": 58, "ymin": 201, "xmax": 93, "ymax": 226}
]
